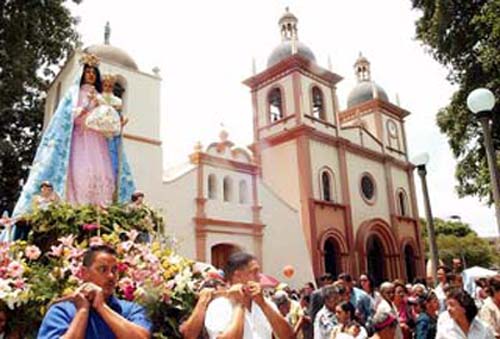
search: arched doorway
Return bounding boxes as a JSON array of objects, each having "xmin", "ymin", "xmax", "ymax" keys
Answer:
[
  {"xmin": 323, "ymin": 237, "xmax": 340, "ymax": 278},
  {"xmin": 366, "ymin": 235, "xmax": 385, "ymax": 286},
  {"xmin": 211, "ymin": 243, "xmax": 241, "ymax": 270},
  {"xmin": 404, "ymin": 245, "xmax": 416, "ymax": 283}
]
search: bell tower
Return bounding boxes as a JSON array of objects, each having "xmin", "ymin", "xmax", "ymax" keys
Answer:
[{"xmin": 243, "ymin": 8, "xmax": 344, "ymax": 276}]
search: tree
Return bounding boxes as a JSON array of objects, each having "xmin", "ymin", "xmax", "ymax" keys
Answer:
[
  {"xmin": 0, "ymin": 0, "xmax": 81, "ymax": 214},
  {"xmin": 411, "ymin": 0, "xmax": 500, "ymax": 203},
  {"xmin": 420, "ymin": 217, "xmax": 499, "ymax": 268}
]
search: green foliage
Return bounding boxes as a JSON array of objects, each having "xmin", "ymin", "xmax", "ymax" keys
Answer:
[
  {"xmin": 0, "ymin": 0, "xmax": 81, "ymax": 214},
  {"xmin": 411, "ymin": 0, "xmax": 500, "ymax": 203},
  {"xmin": 25, "ymin": 203, "xmax": 162, "ymax": 251},
  {"xmin": 436, "ymin": 233, "xmax": 494, "ymax": 268},
  {"xmin": 420, "ymin": 217, "xmax": 499, "ymax": 267}
]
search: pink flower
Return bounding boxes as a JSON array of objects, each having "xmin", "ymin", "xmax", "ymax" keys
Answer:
[
  {"xmin": 117, "ymin": 262, "xmax": 128, "ymax": 273},
  {"xmin": 59, "ymin": 234, "xmax": 75, "ymax": 247},
  {"xmin": 123, "ymin": 284, "xmax": 136, "ymax": 301},
  {"xmin": 13, "ymin": 278, "xmax": 25, "ymax": 289},
  {"xmin": 7, "ymin": 262, "xmax": 24, "ymax": 278},
  {"xmin": 89, "ymin": 236, "xmax": 104, "ymax": 247},
  {"xmin": 25, "ymin": 245, "xmax": 41, "ymax": 260},
  {"xmin": 49, "ymin": 244, "xmax": 64, "ymax": 257},
  {"xmin": 82, "ymin": 223, "xmax": 100, "ymax": 231}
]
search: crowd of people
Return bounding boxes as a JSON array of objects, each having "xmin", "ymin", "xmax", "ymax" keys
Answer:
[
  {"xmin": 1, "ymin": 246, "xmax": 498, "ymax": 339},
  {"xmin": 181, "ymin": 253, "xmax": 500, "ymax": 339}
]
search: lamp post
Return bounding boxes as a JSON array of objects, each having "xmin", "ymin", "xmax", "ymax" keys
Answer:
[
  {"xmin": 467, "ymin": 88, "xmax": 500, "ymax": 245},
  {"xmin": 413, "ymin": 153, "xmax": 439, "ymax": 285}
]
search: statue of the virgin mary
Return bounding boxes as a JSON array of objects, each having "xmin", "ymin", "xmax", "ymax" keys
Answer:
[{"xmin": 10, "ymin": 53, "xmax": 135, "ymax": 220}]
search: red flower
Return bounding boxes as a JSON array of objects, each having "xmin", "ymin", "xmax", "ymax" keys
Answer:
[
  {"xmin": 123, "ymin": 285, "xmax": 135, "ymax": 301},
  {"xmin": 117, "ymin": 262, "xmax": 128, "ymax": 273}
]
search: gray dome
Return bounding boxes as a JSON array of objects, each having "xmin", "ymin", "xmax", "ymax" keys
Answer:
[
  {"xmin": 347, "ymin": 81, "xmax": 389, "ymax": 108},
  {"xmin": 84, "ymin": 44, "xmax": 138, "ymax": 70},
  {"xmin": 267, "ymin": 40, "xmax": 316, "ymax": 67}
]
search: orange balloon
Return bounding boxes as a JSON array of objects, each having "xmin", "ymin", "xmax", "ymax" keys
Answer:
[{"xmin": 283, "ymin": 265, "xmax": 295, "ymax": 278}]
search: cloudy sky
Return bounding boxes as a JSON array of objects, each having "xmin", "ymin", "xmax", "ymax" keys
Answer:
[{"xmin": 68, "ymin": 0, "xmax": 497, "ymax": 237}]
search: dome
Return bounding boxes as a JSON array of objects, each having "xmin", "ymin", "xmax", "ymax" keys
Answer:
[
  {"xmin": 267, "ymin": 40, "xmax": 316, "ymax": 67},
  {"xmin": 84, "ymin": 44, "xmax": 138, "ymax": 71},
  {"xmin": 347, "ymin": 81, "xmax": 389, "ymax": 108}
]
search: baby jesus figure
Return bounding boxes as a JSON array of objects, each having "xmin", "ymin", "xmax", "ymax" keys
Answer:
[{"xmin": 85, "ymin": 74, "xmax": 124, "ymax": 138}]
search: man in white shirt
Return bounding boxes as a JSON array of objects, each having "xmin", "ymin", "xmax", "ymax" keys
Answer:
[{"xmin": 204, "ymin": 252, "xmax": 294, "ymax": 339}]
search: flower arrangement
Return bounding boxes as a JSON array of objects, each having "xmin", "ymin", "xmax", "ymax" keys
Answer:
[{"xmin": 0, "ymin": 204, "xmax": 203, "ymax": 338}]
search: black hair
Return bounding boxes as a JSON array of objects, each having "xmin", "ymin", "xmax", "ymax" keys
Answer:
[
  {"xmin": 437, "ymin": 265, "xmax": 451, "ymax": 274},
  {"xmin": 80, "ymin": 64, "xmax": 102, "ymax": 93},
  {"xmin": 40, "ymin": 181, "xmax": 53, "ymax": 189},
  {"xmin": 82, "ymin": 245, "xmax": 117, "ymax": 268},
  {"xmin": 338, "ymin": 272, "xmax": 352, "ymax": 282},
  {"xmin": 131, "ymin": 191, "xmax": 145, "ymax": 202},
  {"xmin": 488, "ymin": 275, "xmax": 500, "ymax": 296},
  {"xmin": 320, "ymin": 273, "xmax": 334, "ymax": 282},
  {"xmin": 446, "ymin": 289, "xmax": 478, "ymax": 324},
  {"xmin": 336, "ymin": 300, "xmax": 356, "ymax": 321},
  {"xmin": 223, "ymin": 252, "xmax": 256, "ymax": 281}
]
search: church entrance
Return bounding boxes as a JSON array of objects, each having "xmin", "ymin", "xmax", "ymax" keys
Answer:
[
  {"xmin": 211, "ymin": 243, "xmax": 241, "ymax": 270},
  {"xmin": 366, "ymin": 235, "xmax": 385, "ymax": 286},
  {"xmin": 323, "ymin": 237, "xmax": 340, "ymax": 278},
  {"xmin": 404, "ymin": 244, "xmax": 416, "ymax": 283}
]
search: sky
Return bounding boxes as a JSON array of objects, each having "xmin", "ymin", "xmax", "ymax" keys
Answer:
[{"xmin": 67, "ymin": 0, "xmax": 498, "ymax": 237}]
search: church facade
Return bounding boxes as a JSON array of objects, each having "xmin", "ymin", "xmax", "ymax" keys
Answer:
[{"xmin": 44, "ymin": 10, "xmax": 424, "ymax": 287}]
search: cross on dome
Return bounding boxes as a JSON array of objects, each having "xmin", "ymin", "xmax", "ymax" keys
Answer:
[{"xmin": 104, "ymin": 21, "xmax": 111, "ymax": 45}]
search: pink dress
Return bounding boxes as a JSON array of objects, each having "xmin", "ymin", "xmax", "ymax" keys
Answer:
[{"xmin": 66, "ymin": 84, "xmax": 115, "ymax": 205}]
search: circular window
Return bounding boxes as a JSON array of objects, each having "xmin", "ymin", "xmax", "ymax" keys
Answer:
[{"xmin": 361, "ymin": 174, "xmax": 376, "ymax": 203}]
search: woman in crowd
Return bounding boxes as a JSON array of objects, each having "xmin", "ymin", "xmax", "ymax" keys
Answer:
[
  {"xmin": 436, "ymin": 288, "xmax": 494, "ymax": 338},
  {"xmin": 415, "ymin": 291, "xmax": 439, "ymax": 339},
  {"xmin": 331, "ymin": 301, "xmax": 367, "ymax": 339},
  {"xmin": 368, "ymin": 311, "xmax": 399, "ymax": 339},
  {"xmin": 359, "ymin": 274, "xmax": 379, "ymax": 307},
  {"xmin": 479, "ymin": 275, "xmax": 500, "ymax": 338},
  {"xmin": 393, "ymin": 280, "xmax": 415, "ymax": 339}
]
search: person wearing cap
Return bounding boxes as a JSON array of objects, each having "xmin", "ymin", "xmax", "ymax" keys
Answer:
[{"xmin": 415, "ymin": 291, "xmax": 439, "ymax": 339}]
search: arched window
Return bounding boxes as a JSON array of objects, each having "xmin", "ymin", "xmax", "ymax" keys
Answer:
[
  {"xmin": 397, "ymin": 189, "xmax": 409, "ymax": 216},
  {"xmin": 239, "ymin": 180, "xmax": 249, "ymax": 204},
  {"xmin": 223, "ymin": 176, "xmax": 234, "ymax": 202},
  {"xmin": 268, "ymin": 88, "xmax": 283, "ymax": 123},
  {"xmin": 312, "ymin": 86, "xmax": 325, "ymax": 120},
  {"xmin": 207, "ymin": 174, "xmax": 217, "ymax": 199},
  {"xmin": 321, "ymin": 171, "xmax": 332, "ymax": 202}
]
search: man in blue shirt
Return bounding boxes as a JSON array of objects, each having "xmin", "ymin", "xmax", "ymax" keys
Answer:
[
  {"xmin": 38, "ymin": 245, "xmax": 151, "ymax": 339},
  {"xmin": 338, "ymin": 273, "xmax": 373, "ymax": 325}
]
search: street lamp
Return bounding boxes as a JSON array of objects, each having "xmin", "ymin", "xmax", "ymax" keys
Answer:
[
  {"xmin": 413, "ymin": 152, "xmax": 439, "ymax": 285},
  {"xmin": 466, "ymin": 88, "xmax": 500, "ymax": 244}
]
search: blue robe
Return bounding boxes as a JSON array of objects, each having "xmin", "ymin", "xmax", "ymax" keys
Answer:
[{"xmin": 0, "ymin": 66, "xmax": 135, "ymax": 242}]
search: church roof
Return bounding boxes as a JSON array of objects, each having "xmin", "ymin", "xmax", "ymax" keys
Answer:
[
  {"xmin": 267, "ymin": 40, "xmax": 316, "ymax": 68},
  {"xmin": 84, "ymin": 44, "xmax": 138, "ymax": 71},
  {"xmin": 347, "ymin": 81, "xmax": 389, "ymax": 108}
]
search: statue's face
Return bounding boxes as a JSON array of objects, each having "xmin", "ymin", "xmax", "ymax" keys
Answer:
[
  {"xmin": 103, "ymin": 79, "xmax": 114, "ymax": 93},
  {"xmin": 84, "ymin": 67, "xmax": 96, "ymax": 85}
]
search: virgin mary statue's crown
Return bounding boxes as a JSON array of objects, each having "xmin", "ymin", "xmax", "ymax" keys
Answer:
[{"xmin": 79, "ymin": 53, "xmax": 100, "ymax": 67}]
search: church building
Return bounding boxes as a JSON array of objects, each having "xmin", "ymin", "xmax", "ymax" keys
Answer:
[{"xmin": 43, "ymin": 10, "xmax": 425, "ymax": 287}]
